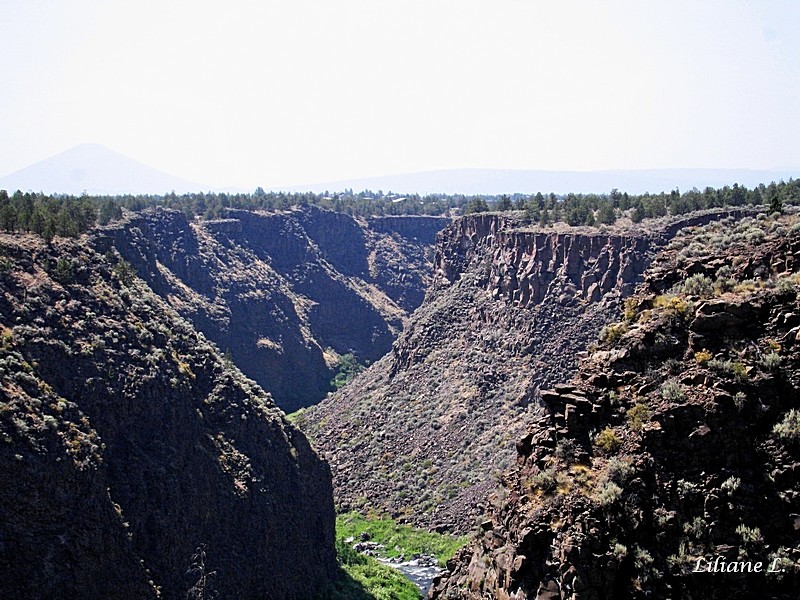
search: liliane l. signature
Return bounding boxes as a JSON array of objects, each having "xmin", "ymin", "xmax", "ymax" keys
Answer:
[{"xmin": 693, "ymin": 556, "xmax": 785, "ymax": 574}]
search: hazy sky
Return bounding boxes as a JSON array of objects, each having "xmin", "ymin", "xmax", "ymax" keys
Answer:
[{"xmin": 1, "ymin": 0, "xmax": 798, "ymax": 188}]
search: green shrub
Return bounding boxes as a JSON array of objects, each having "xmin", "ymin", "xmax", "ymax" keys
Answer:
[
  {"xmin": 599, "ymin": 322, "xmax": 628, "ymax": 345},
  {"xmin": 597, "ymin": 481, "xmax": 623, "ymax": 506},
  {"xmin": 720, "ymin": 476, "xmax": 741, "ymax": 495},
  {"xmin": 623, "ymin": 297, "xmax": 639, "ymax": 322},
  {"xmin": 707, "ymin": 359, "xmax": 748, "ymax": 381},
  {"xmin": 606, "ymin": 457, "xmax": 635, "ymax": 484},
  {"xmin": 51, "ymin": 257, "xmax": 74, "ymax": 284},
  {"xmin": 660, "ymin": 379, "xmax": 684, "ymax": 402},
  {"xmin": 322, "ymin": 548, "xmax": 421, "ymax": 600},
  {"xmin": 331, "ymin": 353, "xmax": 365, "ymax": 390},
  {"xmin": 773, "ymin": 409, "xmax": 800, "ymax": 440},
  {"xmin": 682, "ymin": 517, "xmax": 707, "ymax": 540},
  {"xmin": 653, "ymin": 294, "xmax": 691, "ymax": 319},
  {"xmin": 626, "ymin": 403, "xmax": 651, "ymax": 431},
  {"xmin": 612, "ymin": 542, "xmax": 628, "ymax": 559},
  {"xmin": 555, "ymin": 438, "xmax": 578, "ymax": 464},
  {"xmin": 775, "ymin": 275, "xmax": 796, "ymax": 294},
  {"xmin": 761, "ymin": 352, "xmax": 782, "ymax": 371},
  {"xmin": 113, "ymin": 259, "xmax": 136, "ymax": 286},
  {"xmin": 335, "ymin": 537, "xmax": 366, "ymax": 567},
  {"xmin": 682, "ymin": 274, "xmax": 713, "ymax": 298},
  {"xmin": 530, "ymin": 467, "xmax": 558, "ymax": 492},
  {"xmin": 694, "ymin": 349, "xmax": 713, "ymax": 364},
  {"xmin": 714, "ymin": 265, "xmax": 735, "ymax": 293},
  {"xmin": 634, "ymin": 547, "xmax": 658, "ymax": 583},
  {"xmin": 736, "ymin": 524, "xmax": 763, "ymax": 544},
  {"xmin": 595, "ymin": 427, "xmax": 622, "ymax": 454}
]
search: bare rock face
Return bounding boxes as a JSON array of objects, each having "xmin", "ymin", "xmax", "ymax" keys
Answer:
[
  {"xmin": 433, "ymin": 214, "xmax": 649, "ymax": 306},
  {"xmin": 0, "ymin": 235, "xmax": 337, "ymax": 599},
  {"xmin": 431, "ymin": 213, "xmax": 800, "ymax": 600},
  {"xmin": 99, "ymin": 206, "xmax": 448, "ymax": 412},
  {"xmin": 305, "ymin": 214, "xmax": 653, "ymax": 533}
]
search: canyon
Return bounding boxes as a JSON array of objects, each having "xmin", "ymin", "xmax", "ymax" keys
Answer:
[
  {"xmin": 303, "ymin": 210, "xmax": 754, "ymax": 534},
  {"xmin": 1, "ymin": 200, "xmax": 798, "ymax": 599},
  {"xmin": 100, "ymin": 205, "xmax": 448, "ymax": 412}
]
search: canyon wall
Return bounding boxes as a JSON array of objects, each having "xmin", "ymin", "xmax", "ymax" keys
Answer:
[
  {"xmin": 432, "ymin": 211, "xmax": 800, "ymax": 599},
  {"xmin": 0, "ymin": 234, "xmax": 337, "ymax": 599},
  {"xmin": 305, "ymin": 214, "xmax": 653, "ymax": 533},
  {"xmin": 100, "ymin": 206, "xmax": 448, "ymax": 412}
]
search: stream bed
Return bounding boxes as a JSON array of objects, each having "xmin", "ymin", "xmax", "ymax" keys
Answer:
[
  {"xmin": 350, "ymin": 538, "xmax": 445, "ymax": 595},
  {"xmin": 377, "ymin": 556, "xmax": 445, "ymax": 594}
]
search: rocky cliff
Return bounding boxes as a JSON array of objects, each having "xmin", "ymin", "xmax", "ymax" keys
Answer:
[
  {"xmin": 431, "ymin": 212, "xmax": 800, "ymax": 599},
  {"xmin": 303, "ymin": 214, "xmax": 656, "ymax": 534},
  {"xmin": 0, "ymin": 234, "xmax": 337, "ymax": 599},
  {"xmin": 100, "ymin": 206, "xmax": 447, "ymax": 412}
]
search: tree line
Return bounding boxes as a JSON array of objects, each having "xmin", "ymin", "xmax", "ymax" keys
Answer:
[
  {"xmin": 0, "ymin": 179, "xmax": 798, "ymax": 241},
  {"xmin": 469, "ymin": 181, "xmax": 798, "ymax": 226}
]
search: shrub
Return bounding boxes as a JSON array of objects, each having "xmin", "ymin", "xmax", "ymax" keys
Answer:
[
  {"xmin": 720, "ymin": 476, "xmax": 741, "ymax": 495},
  {"xmin": 554, "ymin": 438, "xmax": 578, "ymax": 464},
  {"xmin": 653, "ymin": 294, "xmax": 691, "ymax": 319},
  {"xmin": 661, "ymin": 379, "xmax": 685, "ymax": 402},
  {"xmin": 597, "ymin": 481, "xmax": 623, "ymax": 506},
  {"xmin": 773, "ymin": 409, "xmax": 800, "ymax": 440},
  {"xmin": 634, "ymin": 548, "xmax": 658, "ymax": 582},
  {"xmin": 664, "ymin": 357, "xmax": 682, "ymax": 374},
  {"xmin": 626, "ymin": 403, "xmax": 651, "ymax": 431},
  {"xmin": 113, "ymin": 259, "xmax": 136, "ymax": 286},
  {"xmin": 775, "ymin": 275, "xmax": 796, "ymax": 294},
  {"xmin": 0, "ymin": 327, "xmax": 12, "ymax": 349},
  {"xmin": 599, "ymin": 322, "xmax": 628, "ymax": 345},
  {"xmin": 761, "ymin": 352, "xmax": 782, "ymax": 371},
  {"xmin": 667, "ymin": 542, "xmax": 695, "ymax": 569},
  {"xmin": 736, "ymin": 524, "xmax": 763, "ymax": 544},
  {"xmin": 530, "ymin": 467, "xmax": 557, "ymax": 492},
  {"xmin": 623, "ymin": 297, "xmax": 639, "ymax": 322},
  {"xmin": 682, "ymin": 274, "xmax": 713, "ymax": 298},
  {"xmin": 714, "ymin": 265, "xmax": 735, "ymax": 293},
  {"xmin": 612, "ymin": 542, "xmax": 628, "ymax": 559},
  {"xmin": 595, "ymin": 427, "xmax": 622, "ymax": 454},
  {"xmin": 734, "ymin": 392, "xmax": 746, "ymax": 411},
  {"xmin": 708, "ymin": 358, "xmax": 748, "ymax": 381},
  {"xmin": 682, "ymin": 517, "xmax": 707, "ymax": 541},
  {"xmin": 731, "ymin": 361, "xmax": 749, "ymax": 380},
  {"xmin": 331, "ymin": 353, "xmax": 365, "ymax": 390},
  {"xmin": 694, "ymin": 349, "xmax": 713, "ymax": 364},
  {"xmin": 677, "ymin": 479, "xmax": 699, "ymax": 499},
  {"xmin": 766, "ymin": 548, "xmax": 794, "ymax": 580},
  {"xmin": 733, "ymin": 279, "xmax": 761, "ymax": 294},
  {"xmin": 606, "ymin": 457, "xmax": 635, "ymax": 484},
  {"xmin": 51, "ymin": 257, "xmax": 74, "ymax": 284}
]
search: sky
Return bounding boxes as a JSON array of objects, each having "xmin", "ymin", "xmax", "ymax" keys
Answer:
[{"xmin": 1, "ymin": 0, "xmax": 799, "ymax": 190}]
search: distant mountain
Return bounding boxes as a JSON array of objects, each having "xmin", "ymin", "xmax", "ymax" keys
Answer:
[
  {"xmin": 3, "ymin": 145, "xmax": 796, "ymax": 197},
  {"xmin": 0, "ymin": 144, "xmax": 206, "ymax": 195},
  {"xmin": 285, "ymin": 167, "xmax": 798, "ymax": 196}
]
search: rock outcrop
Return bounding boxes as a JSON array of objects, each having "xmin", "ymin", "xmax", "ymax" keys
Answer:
[
  {"xmin": 99, "ymin": 206, "xmax": 448, "ymax": 412},
  {"xmin": 431, "ymin": 212, "xmax": 800, "ymax": 599},
  {"xmin": 0, "ymin": 234, "xmax": 337, "ymax": 599},
  {"xmin": 433, "ymin": 214, "xmax": 648, "ymax": 306}
]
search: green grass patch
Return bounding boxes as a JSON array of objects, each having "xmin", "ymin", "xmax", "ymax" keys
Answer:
[
  {"xmin": 284, "ymin": 407, "xmax": 307, "ymax": 428},
  {"xmin": 336, "ymin": 512, "xmax": 468, "ymax": 567},
  {"xmin": 317, "ymin": 539, "xmax": 421, "ymax": 600}
]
